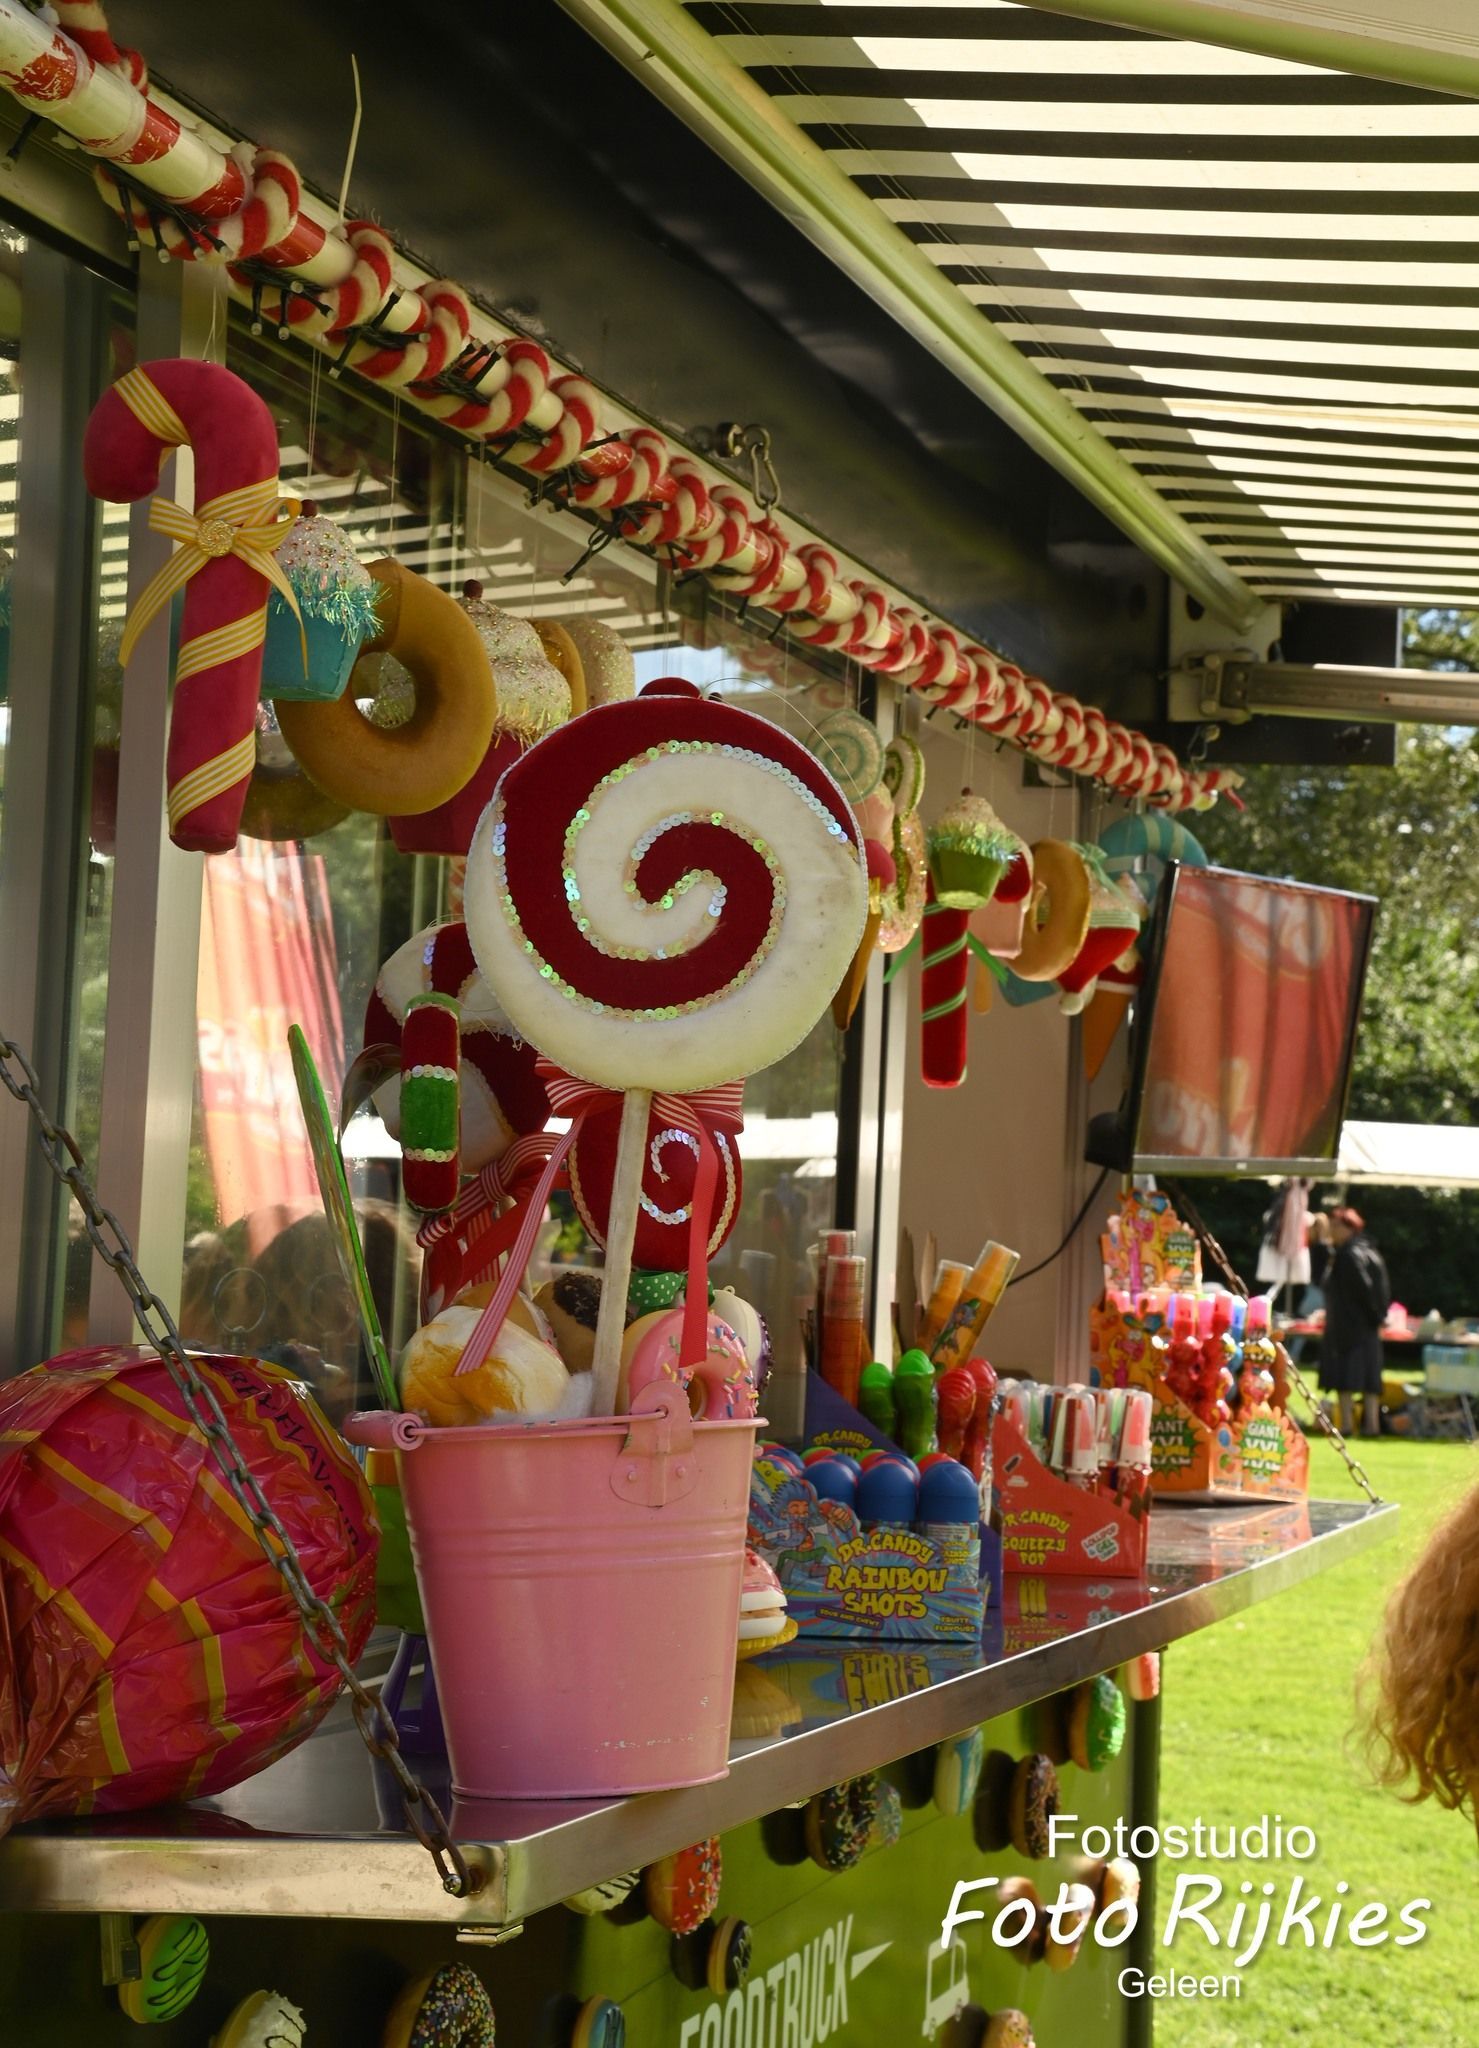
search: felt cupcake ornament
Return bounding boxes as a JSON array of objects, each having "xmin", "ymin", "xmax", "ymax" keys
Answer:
[
  {"xmin": 260, "ymin": 504, "xmax": 381, "ymax": 704},
  {"xmin": 927, "ymin": 790, "xmax": 1019, "ymax": 909}
]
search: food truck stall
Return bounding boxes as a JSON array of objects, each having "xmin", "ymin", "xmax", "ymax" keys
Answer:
[{"xmin": 11, "ymin": 0, "xmax": 1476, "ymax": 2041}]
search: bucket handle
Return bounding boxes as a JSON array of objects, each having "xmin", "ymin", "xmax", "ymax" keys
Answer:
[
  {"xmin": 612, "ymin": 1383, "xmax": 699, "ymax": 1508},
  {"xmin": 344, "ymin": 1409, "xmax": 427, "ymax": 1453}
]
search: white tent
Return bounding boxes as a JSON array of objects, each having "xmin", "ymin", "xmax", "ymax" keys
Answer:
[{"xmin": 1335, "ymin": 1121, "xmax": 1479, "ymax": 1188}]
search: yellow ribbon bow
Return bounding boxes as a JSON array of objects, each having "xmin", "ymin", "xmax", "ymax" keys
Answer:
[{"xmin": 118, "ymin": 477, "xmax": 306, "ymax": 681}]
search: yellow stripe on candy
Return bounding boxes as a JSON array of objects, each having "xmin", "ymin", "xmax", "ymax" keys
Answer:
[
  {"xmin": 167, "ymin": 730, "xmax": 256, "ymax": 832},
  {"xmin": 31, "ymin": 1443, "xmax": 172, "ymax": 1552},
  {"xmin": 0, "ymin": 1536, "xmax": 115, "ymax": 1656},
  {"xmin": 109, "ymin": 1378, "xmax": 198, "ymax": 1441},
  {"xmin": 114, "ymin": 365, "xmax": 189, "ymax": 448},
  {"xmin": 183, "ymin": 1597, "xmax": 244, "ymax": 1751},
  {"xmin": 97, "ymin": 1672, "xmax": 131, "ymax": 1777},
  {"xmin": 175, "ymin": 607, "xmax": 268, "ymax": 683}
]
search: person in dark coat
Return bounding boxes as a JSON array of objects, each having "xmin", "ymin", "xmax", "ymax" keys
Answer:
[{"xmin": 1323, "ymin": 1205, "xmax": 1391, "ymax": 1438}]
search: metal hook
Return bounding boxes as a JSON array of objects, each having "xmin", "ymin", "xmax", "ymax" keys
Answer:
[{"xmin": 716, "ymin": 421, "xmax": 782, "ymax": 511}]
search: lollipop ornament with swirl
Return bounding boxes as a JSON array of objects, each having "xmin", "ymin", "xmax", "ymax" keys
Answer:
[{"xmin": 464, "ymin": 678, "xmax": 868, "ymax": 1412}]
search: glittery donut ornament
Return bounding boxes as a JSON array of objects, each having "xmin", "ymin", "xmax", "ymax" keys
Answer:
[
  {"xmin": 381, "ymin": 1962, "xmax": 496, "ymax": 2048},
  {"xmin": 570, "ymin": 1092, "xmax": 742, "ymax": 1271},
  {"xmin": 464, "ymin": 679, "xmax": 868, "ymax": 1094}
]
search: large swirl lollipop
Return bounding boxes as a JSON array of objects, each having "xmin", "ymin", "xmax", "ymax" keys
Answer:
[{"xmin": 464, "ymin": 678, "xmax": 867, "ymax": 1408}]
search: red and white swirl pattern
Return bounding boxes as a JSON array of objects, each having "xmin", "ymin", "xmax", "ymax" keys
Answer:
[{"xmin": 463, "ymin": 684, "xmax": 868, "ymax": 1091}]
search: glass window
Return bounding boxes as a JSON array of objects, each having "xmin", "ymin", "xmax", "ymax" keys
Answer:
[{"xmin": 179, "ymin": 325, "xmax": 851, "ymax": 1409}]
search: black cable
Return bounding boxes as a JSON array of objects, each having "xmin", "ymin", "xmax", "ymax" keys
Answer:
[{"xmin": 1008, "ymin": 1166, "xmax": 1111, "ymax": 1287}]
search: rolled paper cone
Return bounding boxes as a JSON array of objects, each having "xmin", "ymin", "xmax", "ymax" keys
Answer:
[
  {"xmin": 820, "ymin": 1254, "xmax": 867, "ymax": 1408},
  {"xmin": 589, "ymin": 1087, "xmax": 653, "ymax": 1415},
  {"xmin": 399, "ymin": 993, "xmax": 461, "ymax": 1213},
  {"xmin": 919, "ymin": 1261, "xmax": 969, "ymax": 1355},
  {"xmin": 824, "ymin": 1230, "xmax": 857, "ymax": 1261},
  {"xmin": 1081, "ymin": 986, "xmax": 1132, "ymax": 1082}
]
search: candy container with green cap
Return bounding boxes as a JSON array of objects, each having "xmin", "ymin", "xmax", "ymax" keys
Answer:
[
  {"xmin": 895, "ymin": 1347, "xmax": 937, "ymax": 1460},
  {"xmin": 859, "ymin": 1356, "xmax": 898, "ymax": 1438},
  {"xmin": 927, "ymin": 790, "xmax": 1019, "ymax": 910}
]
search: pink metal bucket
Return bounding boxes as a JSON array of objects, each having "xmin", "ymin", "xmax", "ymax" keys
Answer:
[{"xmin": 346, "ymin": 1385, "xmax": 760, "ymax": 1799}]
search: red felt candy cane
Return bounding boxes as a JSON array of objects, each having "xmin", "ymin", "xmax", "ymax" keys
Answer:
[
  {"xmin": 920, "ymin": 878, "xmax": 971, "ymax": 1089},
  {"xmin": 83, "ymin": 359, "xmax": 300, "ymax": 854}
]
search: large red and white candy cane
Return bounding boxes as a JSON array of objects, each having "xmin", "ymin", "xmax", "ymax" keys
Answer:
[{"xmin": 83, "ymin": 359, "xmax": 300, "ymax": 854}]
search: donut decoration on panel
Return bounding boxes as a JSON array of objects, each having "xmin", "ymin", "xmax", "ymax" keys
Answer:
[
  {"xmin": 275, "ymin": 557, "xmax": 496, "ymax": 818},
  {"xmin": 82, "ymin": 359, "xmax": 304, "ymax": 854},
  {"xmin": 804, "ymin": 1775, "xmax": 881, "ymax": 1871},
  {"xmin": 0, "ymin": 1347, "xmax": 376, "ymax": 1834},
  {"xmin": 1067, "ymin": 1671, "xmax": 1128, "ymax": 1770},
  {"xmin": 259, "ymin": 502, "xmax": 381, "ymax": 703},
  {"xmin": 381, "ymin": 1963, "xmax": 496, "ymax": 2048},
  {"xmin": 117, "ymin": 1914, "xmax": 210, "ymax": 2025},
  {"xmin": 212, "ymin": 1990, "xmax": 307, "ymax": 2048},
  {"xmin": 644, "ymin": 1838, "xmax": 722, "ymax": 1935},
  {"xmin": 1007, "ymin": 1753, "xmax": 1061, "ymax": 1859}
]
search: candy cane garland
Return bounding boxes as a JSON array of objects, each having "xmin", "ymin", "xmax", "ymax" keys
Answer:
[
  {"xmin": 83, "ymin": 360, "xmax": 301, "ymax": 854},
  {"xmin": 1, "ymin": 0, "xmax": 1233, "ymax": 815}
]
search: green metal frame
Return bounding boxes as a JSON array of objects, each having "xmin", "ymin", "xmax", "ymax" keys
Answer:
[
  {"xmin": 554, "ymin": 0, "xmax": 1267, "ymax": 630},
  {"xmin": 1024, "ymin": 1, "xmax": 1479, "ymax": 105}
]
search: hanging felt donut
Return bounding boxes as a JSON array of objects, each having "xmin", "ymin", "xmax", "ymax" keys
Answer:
[
  {"xmin": 363, "ymin": 920, "xmax": 550, "ymax": 1174},
  {"xmin": 236, "ymin": 713, "xmax": 351, "ymax": 842},
  {"xmin": 275, "ymin": 558, "xmax": 496, "ymax": 815},
  {"xmin": 1011, "ymin": 840, "xmax": 1093, "ymax": 984},
  {"xmin": 569, "ymin": 1096, "xmax": 743, "ymax": 1272}
]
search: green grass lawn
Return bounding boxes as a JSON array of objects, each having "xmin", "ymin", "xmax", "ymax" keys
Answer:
[{"xmin": 1158, "ymin": 1438, "xmax": 1477, "ymax": 2047}]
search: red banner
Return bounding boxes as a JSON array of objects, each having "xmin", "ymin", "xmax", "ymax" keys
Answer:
[{"xmin": 195, "ymin": 840, "xmax": 344, "ymax": 1251}]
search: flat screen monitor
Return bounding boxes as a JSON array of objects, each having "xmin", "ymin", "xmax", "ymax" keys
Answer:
[{"xmin": 1117, "ymin": 864, "xmax": 1376, "ymax": 1177}]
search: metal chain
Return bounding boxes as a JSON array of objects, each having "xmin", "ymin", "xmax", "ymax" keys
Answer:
[
  {"xmin": 0, "ymin": 1033, "xmax": 475, "ymax": 1898},
  {"xmin": 1166, "ymin": 1178, "xmax": 1381, "ymax": 1505}
]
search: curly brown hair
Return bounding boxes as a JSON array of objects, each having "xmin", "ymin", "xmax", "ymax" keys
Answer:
[{"xmin": 1363, "ymin": 1477, "xmax": 1479, "ymax": 1815}]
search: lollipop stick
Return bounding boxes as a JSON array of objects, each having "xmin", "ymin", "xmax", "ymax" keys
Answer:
[{"xmin": 590, "ymin": 1086, "xmax": 653, "ymax": 1414}]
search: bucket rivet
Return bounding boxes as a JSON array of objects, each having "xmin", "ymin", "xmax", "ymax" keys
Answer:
[
  {"xmin": 625, "ymin": 1464, "xmax": 638, "ymax": 1482},
  {"xmin": 675, "ymin": 1463, "xmax": 688, "ymax": 1478}
]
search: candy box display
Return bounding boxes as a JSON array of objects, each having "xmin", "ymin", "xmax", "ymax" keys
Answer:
[
  {"xmin": 761, "ymin": 1639, "xmax": 983, "ymax": 1727},
  {"xmin": 993, "ymin": 1412, "xmax": 1149, "ymax": 1579},
  {"xmin": 1093, "ymin": 1295, "xmax": 1308, "ymax": 1501},
  {"xmin": 748, "ymin": 1449, "xmax": 985, "ymax": 1643},
  {"xmin": 1101, "ymin": 1190, "xmax": 1201, "ymax": 1294}
]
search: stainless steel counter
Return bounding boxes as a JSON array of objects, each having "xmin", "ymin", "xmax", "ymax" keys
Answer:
[{"xmin": 0, "ymin": 1496, "xmax": 1393, "ymax": 1931}]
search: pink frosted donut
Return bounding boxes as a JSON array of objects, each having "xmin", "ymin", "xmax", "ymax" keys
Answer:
[{"xmin": 619, "ymin": 1308, "xmax": 756, "ymax": 1419}]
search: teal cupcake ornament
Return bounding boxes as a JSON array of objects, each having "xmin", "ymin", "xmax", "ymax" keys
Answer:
[
  {"xmin": 261, "ymin": 504, "xmax": 382, "ymax": 704},
  {"xmin": 927, "ymin": 790, "xmax": 1018, "ymax": 910}
]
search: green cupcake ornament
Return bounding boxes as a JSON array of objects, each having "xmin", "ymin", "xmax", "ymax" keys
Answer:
[{"xmin": 926, "ymin": 790, "xmax": 1019, "ymax": 909}]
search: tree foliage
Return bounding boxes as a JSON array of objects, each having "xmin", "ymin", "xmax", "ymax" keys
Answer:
[{"xmin": 1190, "ymin": 612, "xmax": 1479, "ymax": 1313}]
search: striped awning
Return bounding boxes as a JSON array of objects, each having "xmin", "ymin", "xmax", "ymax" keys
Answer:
[{"xmin": 685, "ymin": 0, "xmax": 1479, "ymax": 609}]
